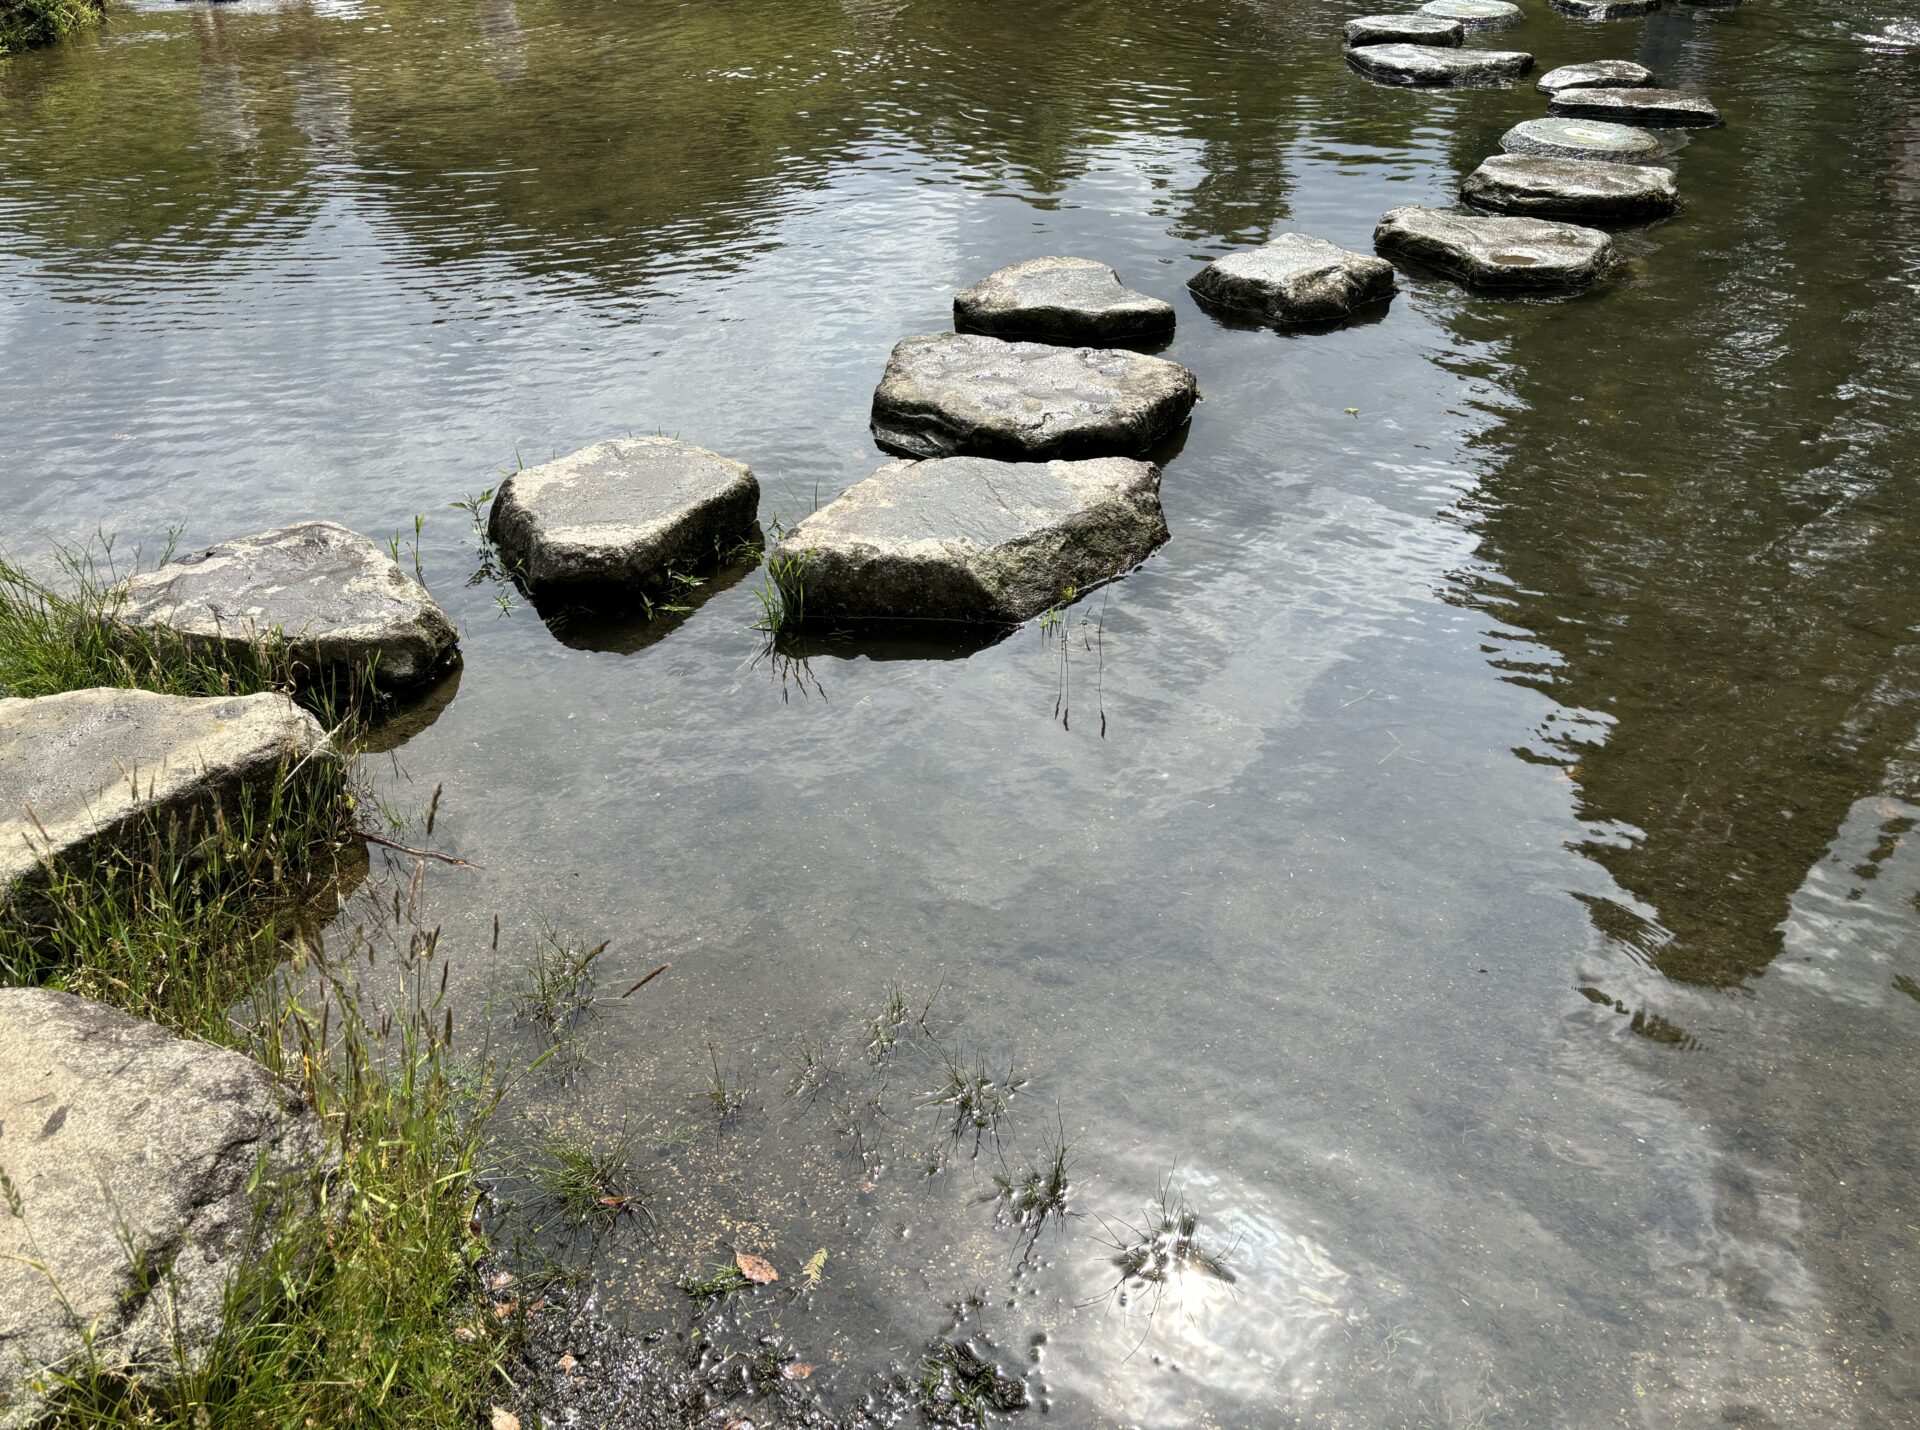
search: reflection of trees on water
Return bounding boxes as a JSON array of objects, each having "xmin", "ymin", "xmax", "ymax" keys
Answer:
[
  {"xmin": 0, "ymin": 0, "xmax": 1430, "ymax": 287},
  {"xmin": 1448, "ymin": 16, "xmax": 1920, "ymax": 988}
]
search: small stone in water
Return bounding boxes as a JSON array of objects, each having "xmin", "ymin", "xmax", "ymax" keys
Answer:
[
  {"xmin": 1536, "ymin": 59, "xmax": 1655, "ymax": 93},
  {"xmin": 1418, "ymin": 0, "xmax": 1526, "ymax": 28},
  {"xmin": 1548, "ymin": 86, "xmax": 1724, "ymax": 128},
  {"xmin": 1550, "ymin": 0, "xmax": 1661, "ymax": 17},
  {"xmin": 1346, "ymin": 41, "xmax": 1534, "ymax": 86},
  {"xmin": 953, "ymin": 256, "xmax": 1175, "ymax": 345},
  {"xmin": 1343, "ymin": 12, "xmax": 1465, "ymax": 46},
  {"xmin": 1501, "ymin": 116, "xmax": 1665, "ymax": 162},
  {"xmin": 1461, "ymin": 154, "xmax": 1678, "ymax": 221},
  {"xmin": 1374, "ymin": 205, "xmax": 1615, "ymax": 291},
  {"xmin": 1188, "ymin": 233, "xmax": 1396, "ymax": 326}
]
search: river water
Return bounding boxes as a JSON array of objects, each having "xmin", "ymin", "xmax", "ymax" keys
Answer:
[{"xmin": 4, "ymin": 1, "xmax": 1919, "ymax": 1424}]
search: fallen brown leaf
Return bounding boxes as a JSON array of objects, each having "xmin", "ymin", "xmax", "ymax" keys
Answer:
[
  {"xmin": 782, "ymin": 1362, "xmax": 815, "ymax": 1380},
  {"xmin": 557, "ymin": 1353, "xmax": 578, "ymax": 1373},
  {"xmin": 735, "ymin": 1252, "xmax": 778, "ymax": 1284},
  {"xmin": 490, "ymin": 1408, "xmax": 520, "ymax": 1430},
  {"xmin": 490, "ymin": 1272, "xmax": 516, "ymax": 1291}
]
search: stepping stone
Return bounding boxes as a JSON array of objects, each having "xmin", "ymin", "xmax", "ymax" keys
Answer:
[
  {"xmin": 1462, "ymin": 153, "xmax": 1678, "ymax": 220},
  {"xmin": 767, "ymin": 456, "xmax": 1166, "ymax": 628},
  {"xmin": 486, "ymin": 437, "xmax": 760, "ymax": 596},
  {"xmin": 1374, "ymin": 205, "xmax": 1614, "ymax": 290},
  {"xmin": 0, "ymin": 987, "xmax": 324, "ymax": 1427},
  {"xmin": 1188, "ymin": 233, "xmax": 1396, "ymax": 326},
  {"xmin": 952, "ymin": 257, "xmax": 1175, "ymax": 346},
  {"xmin": 1501, "ymin": 115, "xmax": 1664, "ymax": 161},
  {"xmin": 1417, "ymin": 0, "xmax": 1524, "ymax": 28},
  {"xmin": 1343, "ymin": 12, "xmax": 1464, "ymax": 45},
  {"xmin": 119, "ymin": 522, "xmax": 458, "ymax": 691},
  {"xmin": 1346, "ymin": 41, "xmax": 1533, "ymax": 85},
  {"xmin": 1536, "ymin": 59, "xmax": 1655, "ymax": 92},
  {"xmin": 0, "ymin": 688, "xmax": 323, "ymax": 907},
  {"xmin": 869, "ymin": 333, "xmax": 1197, "ymax": 461},
  {"xmin": 1550, "ymin": 0, "xmax": 1660, "ymax": 16},
  {"xmin": 1549, "ymin": 85, "xmax": 1723, "ymax": 127}
]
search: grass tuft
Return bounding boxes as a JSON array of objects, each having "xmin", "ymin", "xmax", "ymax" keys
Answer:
[{"xmin": 0, "ymin": 0, "xmax": 102, "ymax": 55}]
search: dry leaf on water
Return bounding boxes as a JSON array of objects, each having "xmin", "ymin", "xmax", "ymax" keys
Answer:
[
  {"xmin": 490, "ymin": 1408, "xmax": 520, "ymax": 1430},
  {"xmin": 735, "ymin": 1251, "xmax": 779, "ymax": 1284},
  {"xmin": 782, "ymin": 1362, "xmax": 816, "ymax": 1380}
]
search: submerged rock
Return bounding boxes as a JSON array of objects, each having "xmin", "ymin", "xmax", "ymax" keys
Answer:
[
  {"xmin": 1536, "ymin": 59, "xmax": 1656, "ymax": 92},
  {"xmin": 952, "ymin": 256, "xmax": 1174, "ymax": 345},
  {"xmin": 486, "ymin": 437, "xmax": 760, "ymax": 596},
  {"xmin": 1550, "ymin": 0, "xmax": 1661, "ymax": 16},
  {"xmin": 1417, "ymin": 0, "xmax": 1525, "ymax": 28},
  {"xmin": 1548, "ymin": 85, "xmax": 1723, "ymax": 127},
  {"xmin": 1345, "ymin": 41, "xmax": 1533, "ymax": 85},
  {"xmin": 1501, "ymin": 115, "xmax": 1664, "ymax": 161},
  {"xmin": 1188, "ymin": 233, "xmax": 1396, "ymax": 326},
  {"xmin": 118, "ymin": 522, "xmax": 457, "ymax": 691},
  {"xmin": 1462, "ymin": 153, "xmax": 1678, "ymax": 220},
  {"xmin": 768, "ymin": 455, "xmax": 1166, "ymax": 627},
  {"xmin": 869, "ymin": 333, "xmax": 1196, "ymax": 461},
  {"xmin": 1343, "ymin": 12, "xmax": 1464, "ymax": 45},
  {"xmin": 1374, "ymin": 205, "xmax": 1614, "ymax": 290},
  {"xmin": 0, "ymin": 988, "xmax": 324, "ymax": 1428},
  {"xmin": 0, "ymin": 688, "xmax": 323, "ymax": 907}
]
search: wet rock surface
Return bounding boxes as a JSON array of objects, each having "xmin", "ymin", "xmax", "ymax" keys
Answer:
[
  {"xmin": 1536, "ymin": 58, "xmax": 1656, "ymax": 92},
  {"xmin": 1550, "ymin": 0, "xmax": 1661, "ymax": 17},
  {"xmin": 118, "ymin": 521, "xmax": 458, "ymax": 691},
  {"xmin": 1501, "ymin": 115, "xmax": 1665, "ymax": 161},
  {"xmin": 952, "ymin": 256, "xmax": 1174, "ymax": 345},
  {"xmin": 1374, "ymin": 205, "xmax": 1615, "ymax": 290},
  {"xmin": 1417, "ymin": 0, "xmax": 1525, "ymax": 28},
  {"xmin": 869, "ymin": 333, "xmax": 1196, "ymax": 461},
  {"xmin": 1345, "ymin": 41, "xmax": 1533, "ymax": 85},
  {"xmin": 1342, "ymin": 12, "xmax": 1464, "ymax": 46},
  {"xmin": 770, "ymin": 455, "xmax": 1166, "ymax": 627},
  {"xmin": 1548, "ymin": 85, "xmax": 1724, "ymax": 127},
  {"xmin": 0, "ymin": 688, "xmax": 323, "ymax": 907},
  {"xmin": 1462, "ymin": 153, "xmax": 1678, "ymax": 220},
  {"xmin": 0, "ymin": 988, "xmax": 324, "ymax": 1429},
  {"xmin": 1189, "ymin": 233, "xmax": 1395, "ymax": 326},
  {"xmin": 486, "ymin": 437, "xmax": 760, "ymax": 596}
]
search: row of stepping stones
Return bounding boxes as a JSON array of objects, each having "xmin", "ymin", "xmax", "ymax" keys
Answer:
[{"xmin": 1344, "ymin": 0, "xmax": 1725, "ymax": 291}]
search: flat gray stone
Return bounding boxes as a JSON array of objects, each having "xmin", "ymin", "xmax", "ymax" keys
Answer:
[
  {"xmin": 869, "ymin": 333, "xmax": 1197, "ymax": 461},
  {"xmin": 952, "ymin": 257, "xmax": 1174, "ymax": 345},
  {"xmin": 1501, "ymin": 115, "xmax": 1665, "ymax": 161},
  {"xmin": 0, "ymin": 988, "xmax": 324, "ymax": 1428},
  {"xmin": 1343, "ymin": 13, "xmax": 1464, "ymax": 45},
  {"xmin": 1550, "ymin": 0, "xmax": 1660, "ymax": 16},
  {"xmin": 1536, "ymin": 59, "xmax": 1656, "ymax": 93},
  {"xmin": 1462, "ymin": 153, "xmax": 1677, "ymax": 220},
  {"xmin": 0, "ymin": 688, "xmax": 324, "ymax": 909},
  {"xmin": 119, "ymin": 522, "xmax": 458, "ymax": 691},
  {"xmin": 486, "ymin": 437, "xmax": 759, "ymax": 595},
  {"xmin": 768, "ymin": 456, "xmax": 1166, "ymax": 627},
  {"xmin": 1374, "ymin": 205, "xmax": 1614, "ymax": 290},
  {"xmin": 1417, "ymin": 0, "xmax": 1524, "ymax": 27},
  {"xmin": 1548, "ymin": 85, "xmax": 1723, "ymax": 127},
  {"xmin": 1189, "ymin": 233, "xmax": 1396, "ymax": 326},
  {"xmin": 1346, "ymin": 41, "xmax": 1533, "ymax": 85}
]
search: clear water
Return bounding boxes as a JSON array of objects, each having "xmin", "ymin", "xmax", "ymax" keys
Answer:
[{"xmin": 4, "ymin": 1, "xmax": 1918, "ymax": 1423}]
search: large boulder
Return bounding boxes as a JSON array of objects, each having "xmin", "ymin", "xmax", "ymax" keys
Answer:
[
  {"xmin": 1550, "ymin": 0, "xmax": 1660, "ymax": 16},
  {"xmin": 1374, "ymin": 206, "xmax": 1615, "ymax": 290},
  {"xmin": 1188, "ymin": 233, "xmax": 1395, "ymax": 326},
  {"xmin": 952, "ymin": 257, "xmax": 1175, "ymax": 346},
  {"xmin": 1345, "ymin": 41, "xmax": 1533, "ymax": 86},
  {"xmin": 486, "ymin": 437, "xmax": 760, "ymax": 596},
  {"xmin": 1417, "ymin": 0, "xmax": 1524, "ymax": 27},
  {"xmin": 1342, "ymin": 13, "xmax": 1464, "ymax": 45},
  {"xmin": 1536, "ymin": 59, "xmax": 1655, "ymax": 93},
  {"xmin": 1461, "ymin": 154, "xmax": 1678, "ymax": 221},
  {"xmin": 118, "ymin": 522, "xmax": 457, "ymax": 692},
  {"xmin": 869, "ymin": 334, "xmax": 1197, "ymax": 461},
  {"xmin": 767, "ymin": 456, "xmax": 1166, "ymax": 627},
  {"xmin": 1548, "ymin": 86, "xmax": 1723, "ymax": 127},
  {"xmin": 1501, "ymin": 116, "xmax": 1664, "ymax": 161},
  {"xmin": 0, "ymin": 689, "xmax": 323, "ymax": 909},
  {"xmin": 0, "ymin": 988, "xmax": 324, "ymax": 1427}
]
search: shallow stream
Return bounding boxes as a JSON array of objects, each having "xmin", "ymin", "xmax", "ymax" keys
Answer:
[{"xmin": 4, "ymin": 1, "xmax": 1919, "ymax": 1424}]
